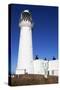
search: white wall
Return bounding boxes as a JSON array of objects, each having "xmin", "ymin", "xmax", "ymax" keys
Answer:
[
  {"xmin": 33, "ymin": 59, "xmax": 45, "ymax": 75},
  {"xmin": 16, "ymin": 69, "xmax": 25, "ymax": 74},
  {"xmin": 33, "ymin": 59, "xmax": 58, "ymax": 76},
  {"xmin": 48, "ymin": 60, "xmax": 59, "ymax": 76},
  {"xmin": 48, "ymin": 60, "xmax": 58, "ymax": 70}
]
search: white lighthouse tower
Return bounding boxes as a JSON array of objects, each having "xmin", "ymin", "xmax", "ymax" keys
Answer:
[{"xmin": 16, "ymin": 10, "xmax": 33, "ymax": 74}]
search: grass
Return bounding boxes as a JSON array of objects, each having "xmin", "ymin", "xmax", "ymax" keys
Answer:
[{"xmin": 8, "ymin": 74, "xmax": 58, "ymax": 86}]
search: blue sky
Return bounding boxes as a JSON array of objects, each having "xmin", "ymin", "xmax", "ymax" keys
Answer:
[{"xmin": 9, "ymin": 4, "xmax": 58, "ymax": 74}]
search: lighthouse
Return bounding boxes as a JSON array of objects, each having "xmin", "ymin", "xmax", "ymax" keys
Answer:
[{"xmin": 16, "ymin": 10, "xmax": 33, "ymax": 74}]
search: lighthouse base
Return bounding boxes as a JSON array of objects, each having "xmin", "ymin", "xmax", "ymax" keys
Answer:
[
  {"xmin": 16, "ymin": 69, "xmax": 25, "ymax": 74},
  {"xmin": 16, "ymin": 69, "xmax": 34, "ymax": 75}
]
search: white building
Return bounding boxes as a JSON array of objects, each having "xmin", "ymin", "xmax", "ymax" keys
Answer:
[
  {"xmin": 33, "ymin": 59, "xmax": 58, "ymax": 77},
  {"xmin": 16, "ymin": 10, "xmax": 58, "ymax": 77}
]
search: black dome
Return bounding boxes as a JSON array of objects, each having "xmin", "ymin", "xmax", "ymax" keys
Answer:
[{"xmin": 20, "ymin": 10, "xmax": 32, "ymax": 22}]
